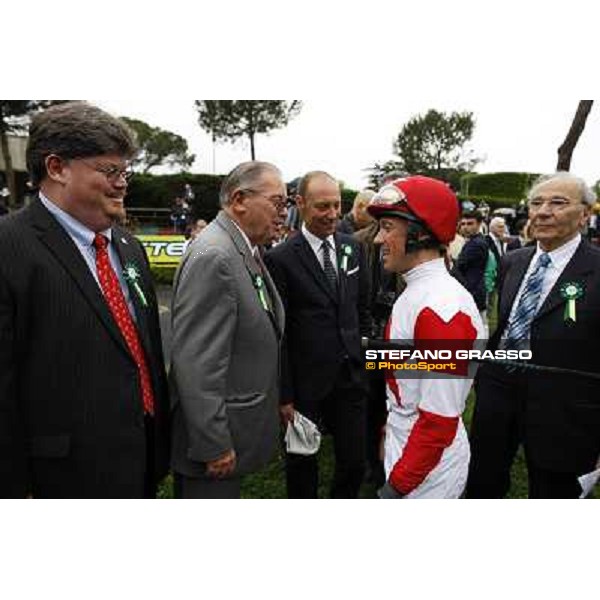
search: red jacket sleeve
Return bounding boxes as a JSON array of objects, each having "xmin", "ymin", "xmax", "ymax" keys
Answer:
[{"xmin": 389, "ymin": 408, "xmax": 459, "ymax": 495}]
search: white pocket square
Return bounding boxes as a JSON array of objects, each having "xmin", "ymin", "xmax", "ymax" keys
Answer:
[{"xmin": 347, "ymin": 266, "xmax": 359, "ymax": 275}]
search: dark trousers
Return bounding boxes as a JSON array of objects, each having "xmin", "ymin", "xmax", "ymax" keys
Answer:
[
  {"xmin": 365, "ymin": 372, "xmax": 387, "ymax": 487},
  {"xmin": 466, "ymin": 366, "xmax": 522, "ymax": 498},
  {"xmin": 286, "ymin": 365, "xmax": 366, "ymax": 499},
  {"xmin": 173, "ymin": 474, "xmax": 241, "ymax": 499},
  {"xmin": 527, "ymin": 465, "xmax": 581, "ymax": 499},
  {"xmin": 144, "ymin": 415, "xmax": 157, "ymax": 499},
  {"xmin": 466, "ymin": 367, "xmax": 584, "ymax": 499}
]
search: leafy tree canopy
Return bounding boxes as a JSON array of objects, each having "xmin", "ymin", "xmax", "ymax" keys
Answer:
[
  {"xmin": 121, "ymin": 117, "xmax": 195, "ymax": 174},
  {"xmin": 394, "ymin": 109, "xmax": 480, "ymax": 174},
  {"xmin": 195, "ymin": 100, "xmax": 302, "ymax": 159}
]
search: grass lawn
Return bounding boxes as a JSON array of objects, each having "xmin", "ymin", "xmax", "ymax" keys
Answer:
[
  {"xmin": 159, "ymin": 300, "xmax": 598, "ymax": 499},
  {"xmin": 158, "ymin": 391, "xmax": 531, "ymax": 499}
]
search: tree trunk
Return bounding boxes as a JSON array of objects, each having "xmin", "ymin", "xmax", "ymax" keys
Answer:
[
  {"xmin": 556, "ymin": 100, "xmax": 594, "ymax": 171},
  {"xmin": 249, "ymin": 132, "xmax": 255, "ymax": 160}
]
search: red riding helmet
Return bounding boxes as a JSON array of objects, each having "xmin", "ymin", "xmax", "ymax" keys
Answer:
[{"xmin": 367, "ymin": 175, "xmax": 459, "ymax": 245}]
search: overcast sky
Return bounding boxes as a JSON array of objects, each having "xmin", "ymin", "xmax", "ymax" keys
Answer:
[{"xmin": 97, "ymin": 99, "xmax": 599, "ymax": 191}]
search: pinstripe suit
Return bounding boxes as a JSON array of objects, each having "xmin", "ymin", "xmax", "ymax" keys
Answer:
[{"xmin": 0, "ymin": 199, "xmax": 169, "ymax": 498}]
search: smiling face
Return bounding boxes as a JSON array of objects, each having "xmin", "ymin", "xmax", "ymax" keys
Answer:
[
  {"xmin": 528, "ymin": 178, "xmax": 590, "ymax": 252},
  {"xmin": 44, "ymin": 153, "xmax": 131, "ymax": 232},
  {"xmin": 374, "ymin": 216, "xmax": 410, "ymax": 273},
  {"xmin": 297, "ymin": 175, "xmax": 341, "ymax": 239}
]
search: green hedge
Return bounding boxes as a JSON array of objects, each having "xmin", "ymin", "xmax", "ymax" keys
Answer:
[
  {"xmin": 126, "ymin": 172, "xmax": 359, "ymax": 221},
  {"xmin": 456, "ymin": 193, "xmax": 526, "ymax": 209},
  {"xmin": 126, "ymin": 173, "xmax": 224, "ymax": 222},
  {"xmin": 341, "ymin": 187, "xmax": 359, "ymax": 214},
  {"xmin": 460, "ymin": 172, "xmax": 540, "ymax": 203}
]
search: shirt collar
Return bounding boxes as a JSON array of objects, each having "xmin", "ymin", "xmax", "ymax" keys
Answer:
[
  {"xmin": 230, "ymin": 218, "xmax": 257, "ymax": 255},
  {"xmin": 534, "ymin": 233, "xmax": 581, "ymax": 270},
  {"xmin": 39, "ymin": 192, "xmax": 112, "ymax": 246},
  {"xmin": 302, "ymin": 223, "xmax": 335, "ymax": 253},
  {"xmin": 403, "ymin": 257, "xmax": 446, "ymax": 285}
]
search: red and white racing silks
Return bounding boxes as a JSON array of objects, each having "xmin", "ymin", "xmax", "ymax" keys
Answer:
[{"xmin": 384, "ymin": 258, "xmax": 486, "ymax": 498}]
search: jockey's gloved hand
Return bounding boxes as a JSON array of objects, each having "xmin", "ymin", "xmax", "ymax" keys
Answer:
[{"xmin": 377, "ymin": 481, "xmax": 405, "ymax": 499}]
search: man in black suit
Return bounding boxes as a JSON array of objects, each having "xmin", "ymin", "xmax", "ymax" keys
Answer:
[
  {"xmin": 467, "ymin": 172, "xmax": 600, "ymax": 498},
  {"xmin": 506, "ymin": 218, "xmax": 528, "ymax": 251},
  {"xmin": 0, "ymin": 102, "xmax": 169, "ymax": 498},
  {"xmin": 455, "ymin": 212, "xmax": 488, "ymax": 319},
  {"xmin": 264, "ymin": 171, "xmax": 371, "ymax": 498}
]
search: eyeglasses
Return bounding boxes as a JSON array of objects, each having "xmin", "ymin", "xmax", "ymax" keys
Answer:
[
  {"xmin": 528, "ymin": 196, "xmax": 583, "ymax": 212},
  {"xmin": 241, "ymin": 188, "xmax": 287, "ymax": 210},
  {"xmin": 79, "ymin": 159, "xmax": 134, "ymax": 183}
]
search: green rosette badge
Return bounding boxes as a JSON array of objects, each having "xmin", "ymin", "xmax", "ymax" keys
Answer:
[
  {"xmin": 254, "ymin": 274, "xmax": 269, "ymax": 311},
  {"xmin": 123, "ymin": 262, "xmax": 148, "ymax": 307},
  {"xmin": 560, "ymin": 281, "xmax": 584, "ymax": 325},
  {"xmin": 341, "ymin": 244, "xmax": 353, "ymax": 272}
]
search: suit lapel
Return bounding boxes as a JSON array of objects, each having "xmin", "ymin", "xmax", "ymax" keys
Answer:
[
  {"xmin": 216, "ymin": 211, "xmax": 283, "ymax": 337},
  {"xmin": 335, "ymin": 234, "xmax": 349, "ymax": 305},
  {"xmin": 293, "ymin": 233, "xmax": 339, "ymax": 304},
  {"xmin": 498, "ymin": 247, "xmax": 535, "ymax": 327},
  {"xmin": 535, "ymin": 240, "xmax": 594, "ymax": 321},
  {"xmin": 112, "ymin": 231, "xmax": 153, "ymax": 356},
  {"xmin": 258, "ymin": 254, "xmax": 285, "ymax": 339},
  {"xmin": 28, "ymin": 200, "xmax": 131, "ymax": 358}
]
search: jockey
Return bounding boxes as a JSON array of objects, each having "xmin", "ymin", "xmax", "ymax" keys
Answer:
[{"xmin": 367, "ymin": 176, "xmax": 487, "ymax": 498}]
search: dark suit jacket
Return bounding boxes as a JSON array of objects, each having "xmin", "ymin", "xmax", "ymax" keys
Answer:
[
  {"xmin": 264, "ymin": 232, "xmax": 370, "ymax": 421},
  {"xmin": 0, "ymin": 199, "xmax": 169, "ymax": 498},
  {"xmin": 505, "ymin": 236, "xmax": 522, "ymax": 252},
  {"xmin": 484, "ymin": 239, "xmax": 600, "ymax": 473},
  {"xmin": 456, "ymin": 234, "xmax": 488, "ymax": 310}
]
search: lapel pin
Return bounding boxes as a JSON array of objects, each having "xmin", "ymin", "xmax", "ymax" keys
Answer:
[
  {"xmin": 560, "ymin": 281, "xmax": 584, "ymax": 325},
  {"xmin": 123, "ymin": 262, "xmax": 148, "ymax": 307},
  {"xmin": 340, "ymin": 244, "xmax": 353, "ymax": 273}
]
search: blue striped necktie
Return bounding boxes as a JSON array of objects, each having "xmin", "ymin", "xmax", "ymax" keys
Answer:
[{"xmin": 503, "ymin": 252, "xmax": 551, "ymax": 349}]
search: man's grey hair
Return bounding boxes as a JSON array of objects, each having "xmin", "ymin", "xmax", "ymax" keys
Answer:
[
  {"xmin": 219, "ymin": 161, "xmax": 281, "ymax": 207},
  {"xmin": 489, "ymin": 216, "xmax": 506, "ymax": 229},
  {"xmin": 528, "ymin": 171, "xmax": 597, "ymax": 206}
]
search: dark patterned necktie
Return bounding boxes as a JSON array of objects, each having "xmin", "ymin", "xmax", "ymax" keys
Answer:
[
  {"xmin": 503, "ymin": 252, "xmax": 551, "ymax": 349},
  {"xmin": 321, "ymin": 240, "xmax": 338, "ymax": 292},
  {"xmin": 93, "ymin": 233, "xmax": 155, "ymax": 415}
]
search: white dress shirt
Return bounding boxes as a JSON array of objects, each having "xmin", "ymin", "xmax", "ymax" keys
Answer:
[
  {"xmin": 301, "ymin": 223, "xmax": 338, "ymax": 274},
  {"xmin": 501, "ymin": 233, "xmax": 581, "ymax": 338},
  {"xmin": 39, "ymin": 192, "xmax": 137, "ymax": 319}
]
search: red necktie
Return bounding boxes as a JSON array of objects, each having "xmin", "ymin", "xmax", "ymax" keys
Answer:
[{"xmin": 93, "ymin": 233, "xmax": 155, "ymax": 415}]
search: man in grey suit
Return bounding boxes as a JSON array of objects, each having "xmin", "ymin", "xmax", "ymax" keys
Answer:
[{"xmin": 170, "ymin": 161, "xmax": 286, "ymax": 498}]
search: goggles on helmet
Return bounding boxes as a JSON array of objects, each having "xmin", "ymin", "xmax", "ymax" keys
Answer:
[{"xmin": 368, "ymin": 184, "xmax": 420, "ymax": 224}]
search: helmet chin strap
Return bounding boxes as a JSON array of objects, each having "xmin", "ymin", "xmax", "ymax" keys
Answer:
[{"xmin": 405, "ymin": 221, "xmax": 438, "ymax": 253}]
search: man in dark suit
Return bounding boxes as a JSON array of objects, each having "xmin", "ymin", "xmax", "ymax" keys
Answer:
[
  {"xmin": 264, "ymin": 171, "xmax": 371, "ymax": 498},
  {"xmin": 455, "ymin": 212, "xmax": 488, "ymax": 318},
  {"xmin": 467, "ymin": 172, "xmax": 600, "ymax": 498},
  {"xmin": 506, "ymin": 218, "xmax": 528, "ymax": 251},
  {"xmin": 0, "ymin": 102, "xmax": 169, "ymax": 498}
]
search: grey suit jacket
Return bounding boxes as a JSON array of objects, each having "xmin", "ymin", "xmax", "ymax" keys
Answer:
[{"xmin": 169, "ymin": 211, "xmax": 284, "ymax": 478}]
